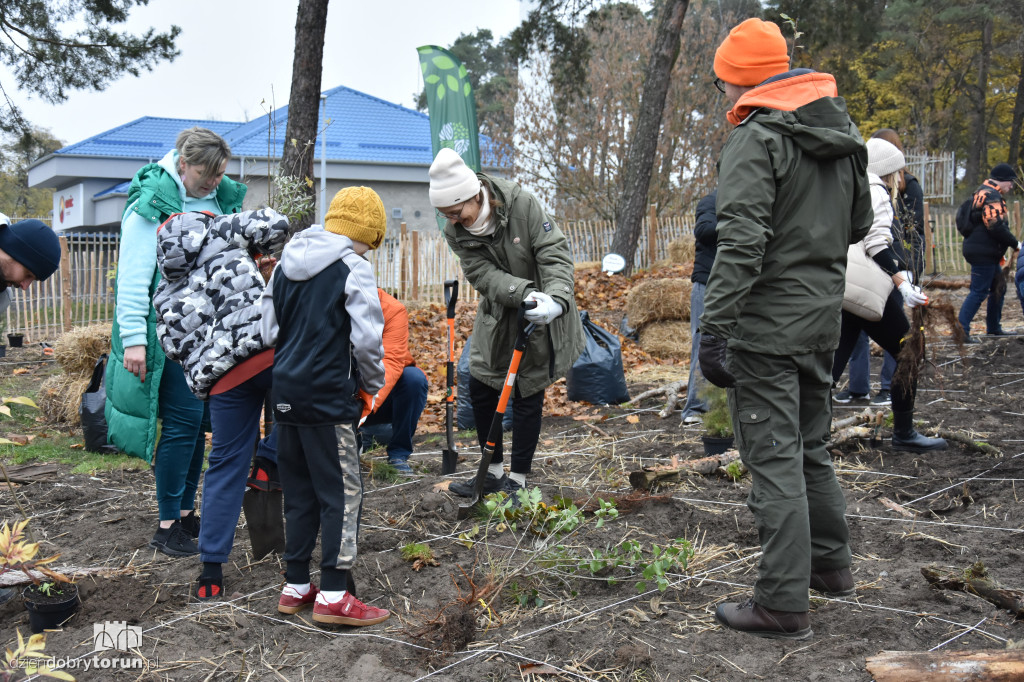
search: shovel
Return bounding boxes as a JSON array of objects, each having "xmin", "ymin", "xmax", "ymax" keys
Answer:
[
  {"xmin": 458, "ymin": 301, "xmax": 537, "ymax": 519},
  {"xmin": 242, "ymin": 397, "xmax": 285, "ymax": 560},
  {"xmin": 441, "ymin": 279, "xmax": 460, "ymax": 475}
]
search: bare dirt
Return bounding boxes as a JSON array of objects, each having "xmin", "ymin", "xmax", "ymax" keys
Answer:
[{"xmin": 2, "ymin": 287, "xmax": 1024, "ymax": 681}]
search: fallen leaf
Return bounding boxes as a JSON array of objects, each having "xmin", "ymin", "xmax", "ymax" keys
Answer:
[
  {"xmin": 519, "ymin": 663, "xmax": 559, "ymax": 675},
  {"xmin": 12, "ymin": 368, "xmax": 29, "ymax": 375},
  {"xmin": 6, "ymin": 434, "xmax": 33, "ymax": 445},
  {"xmin": 432, "ymin": 480, "xmax": 452, "ymax": 492},
  {"xmin": 626, "ymin": 415, "xmax": 640, "ymax": 424}
]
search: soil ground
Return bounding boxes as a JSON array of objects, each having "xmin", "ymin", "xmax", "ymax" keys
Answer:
[{"xmin": 2, "ymin": 287, "xmax": 1023, "ymax": 681}]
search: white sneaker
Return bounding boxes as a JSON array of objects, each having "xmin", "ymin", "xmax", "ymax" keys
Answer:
[{"xmin": 682, "ymin": 415, "xmax": 703, "ymax": 424}]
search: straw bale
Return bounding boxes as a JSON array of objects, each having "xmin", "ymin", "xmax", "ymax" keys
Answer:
[
  {"xmin": 574, "ymin": 260, "xmax": 601, "ymax": 271},
  {"xmin": 638, "ymin": 320, "xmax": 691, "ymax": 360},
  {"xmin": 626, "ymin": 278, "xmax": 691, "ymax": 327},
  {"xmin": 54, "ymin": 324, "xmax": 111, "ymax": 377},
  {"xmin": 667, "ymin": 236, "xmax": 695, "ymax": 265},
  {"xmin": 37, "ymin": 374, "xmax": 91, "ymax": 425}
]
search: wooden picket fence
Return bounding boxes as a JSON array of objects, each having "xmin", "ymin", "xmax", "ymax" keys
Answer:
[{"xmin": 3, "ymin": 202, "xmax": 1019, "ymax": 343}]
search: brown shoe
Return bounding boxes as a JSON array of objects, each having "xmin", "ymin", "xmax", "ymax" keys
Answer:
[
  {"xmin": 810, "ymin": 567, "xmax": 855, "ymax": 597},
  {"xmin": 715, "ymin": 598, "xmax": 811, "ymax": 640}
]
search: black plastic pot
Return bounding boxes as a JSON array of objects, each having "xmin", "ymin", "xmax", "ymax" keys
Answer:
[
  {"xmin": 7, "ymin": 333, "xmax": 23, "ymax": 347},
  {"xmin": 22, "ymin": 583, "xmax": 79, "ymax": 633},
  {"xmin": 702, "ymin": 435, "xmax": 734, "ymax": 456}
]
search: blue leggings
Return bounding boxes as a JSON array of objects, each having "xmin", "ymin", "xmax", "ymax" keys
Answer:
[{"xmin": 155, "ymin": 360, "xmax": 208, "ymax": 521}]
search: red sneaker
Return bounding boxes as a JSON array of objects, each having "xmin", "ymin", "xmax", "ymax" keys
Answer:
[
  {"xmin": 278, "ymin": 584, "xmax": 319, "ymax": 614},
  {"xmin": 312, "ymin": 592, "xmax": 390, "ymax": 626}
]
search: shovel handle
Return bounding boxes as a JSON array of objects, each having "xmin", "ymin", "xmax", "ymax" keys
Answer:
[{"xmin": 444, "ymin": 279, "xmax": 459, "ymax": 319}]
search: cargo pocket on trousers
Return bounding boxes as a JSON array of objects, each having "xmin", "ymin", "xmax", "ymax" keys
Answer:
[{"xmin": 736, "ymin": 405, "xmax": 775, "ymax": 462}]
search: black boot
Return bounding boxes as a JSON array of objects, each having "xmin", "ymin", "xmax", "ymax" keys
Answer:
[{"xmin": 891, "ymin": 411, "xmax": 947, "ymax": 452}]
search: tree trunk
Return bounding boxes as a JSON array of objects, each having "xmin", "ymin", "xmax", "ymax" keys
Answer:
[
  {"xmin": 280, "ymin": 0, "xmax": 330, "ymax": 234},
  {"xmin": 1007, "ymin": 50, "xmax": 1024, "ymax": 168},
  {"xmin": 964, "ymin": 17, "xmax": 992, "ymax": 189},
  {"xmin": 866, "ymin": 650, "xmax": 1024, "ymax": 681},
  {"xmin": 609, "ymin": 0, "xmax": 689, "ymax": 274}
]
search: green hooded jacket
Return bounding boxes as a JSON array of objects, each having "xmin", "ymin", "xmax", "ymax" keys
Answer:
[
  {"xmin": 702, "ymin": 73, "xmax": 872, "ymax": 355},
  {"xmin": 105, "ymin": 161, "xmax": 245, "ymax": 461},
  {"xmin": 444, "ymin": 174, "xmax": 585, "ymax": 396}
]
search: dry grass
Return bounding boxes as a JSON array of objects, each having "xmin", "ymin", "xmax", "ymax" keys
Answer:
[
  {"xmin": 666, "ymin": 236, "xmax": 695, "ymax": 266},
  {"xmin": 638, "ymin": 320, "xmax": 691, "ymax": 360},
  {"xmin": 37, "ymin": 373, "xmax": 90, "ymax": 424},
  {"xmin": 53, "ymin": 323, "xmax": 111, "ymax": 376},
  {"xmin": 626, "ymin": 278, "xmax": 691, "ymax": 328}
]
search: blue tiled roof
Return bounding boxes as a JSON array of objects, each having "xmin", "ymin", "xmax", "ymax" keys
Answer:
[
  {"xmin": 57, "ymin": 118, "xmax": 241, "ymax": 158},
  {"xmin": 94, "ymin": 181, "xmax": 130, "ymax": 198},
  {"xmin": 54, "ymin": 85, "xmax": 494, "ymax": 167}
]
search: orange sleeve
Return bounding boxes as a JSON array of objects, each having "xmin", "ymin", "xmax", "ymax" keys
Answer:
[{"xmin": 364, "ymin": 290, "xmax": 416, "ymax": 415}]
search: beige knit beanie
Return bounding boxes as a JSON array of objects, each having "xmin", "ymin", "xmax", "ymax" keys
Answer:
[
  {"xmin": 324, "ymin": 186, "xmax": 386, "ymax": 249},
  {"xmin": 428, "ymin": 148, "xmax": 481, "ymax": 208}
]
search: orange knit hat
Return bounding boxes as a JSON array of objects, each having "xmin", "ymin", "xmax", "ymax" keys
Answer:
[{"xmin": 714, "ymin": 18, "xmax": 790, "ymax": 87}]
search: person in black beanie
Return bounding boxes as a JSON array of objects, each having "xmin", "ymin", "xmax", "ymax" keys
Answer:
[{"xmin": 0, "ymin": 216, "xmax": 62, "ymax": 315}]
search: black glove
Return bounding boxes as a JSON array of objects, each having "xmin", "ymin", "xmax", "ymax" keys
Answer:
[{"xmin": 699, "ymin": 334, "xmax": 736, "ymax": 388}]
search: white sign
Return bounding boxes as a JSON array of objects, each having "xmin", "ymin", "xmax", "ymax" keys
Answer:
[
  {"xmin": 601, "ymin": 253, "xmax": 626, "ymax": 274},
  {"xmin": 53, "ymin": 184, "xmax": 85, "ymax": 230}
]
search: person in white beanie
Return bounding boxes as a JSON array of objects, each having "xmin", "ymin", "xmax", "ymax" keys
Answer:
[
  {"xmin": 428, "ymin": 148, "xmax": 584, "ymax": 498},
  {"xmin": 831, "ymin": 137, "xmax": 946, "ymax": 452}
]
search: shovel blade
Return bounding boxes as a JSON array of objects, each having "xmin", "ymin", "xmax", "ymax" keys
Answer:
[
  {"xmin": 441, "ymin": 448, "xmax": 458, "ymax": 475},
  {"xmin": 242, "ymin": 488, "xmax": 285, "ymax": 560}
]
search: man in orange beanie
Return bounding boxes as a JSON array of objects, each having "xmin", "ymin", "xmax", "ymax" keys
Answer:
[{"xmin": 698, "ymin": 17, "xmax": 873, "ymax": 639}]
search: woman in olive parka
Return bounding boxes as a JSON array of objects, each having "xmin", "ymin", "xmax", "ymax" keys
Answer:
[{"xmin": 428, "ymin": 148, "xmax": 584, "ymax": 497}]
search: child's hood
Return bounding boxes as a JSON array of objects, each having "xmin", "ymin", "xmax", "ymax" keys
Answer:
[
  {"xmin": 279, "ymin": 225, "xmax": 357, "ymax": 281},
  {"xmin": 157, "ymin": 211, "xmax": 213, "ymax": 282}
]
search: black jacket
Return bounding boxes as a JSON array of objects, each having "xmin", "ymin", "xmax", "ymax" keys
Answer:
[
  {"xmin": 962, "ymin": 180, "xmax": 1018, "ymax": 266},
  {"xmin": 691, "ymin": 191, "xmax": 718, "ymax": 285}
]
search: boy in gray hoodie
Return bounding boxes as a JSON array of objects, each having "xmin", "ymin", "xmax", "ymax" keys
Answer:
[{"xmin": 259, "ymin": 186, "xmax": 389, "ymax": 626}]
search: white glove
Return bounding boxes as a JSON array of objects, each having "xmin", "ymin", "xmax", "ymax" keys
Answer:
[
  {"xmin": 896, "ymin": 270, "xmax": 915, "ymax": 286},
  {"xmin": 898, "ymin": 280, "xmax": 929, "ymax": 308},
  {"xmin": 523, "ymin": 291, "xmax": 563, "ymax": 324}
]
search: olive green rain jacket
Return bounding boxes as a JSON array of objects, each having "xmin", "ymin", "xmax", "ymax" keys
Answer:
[
  {"xmin": 444, "ymin": 174, "xmax": 584, "ymax": 397},
  {"xmin": 701, "ymin": 71, "xmax": 873, "ymax": 354}
]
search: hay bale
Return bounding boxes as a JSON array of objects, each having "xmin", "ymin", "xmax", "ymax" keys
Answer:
[
  {"xmin": 574, "ymin": 260, "xmax": 601, "ymax": 271},
  {"xmin": 626, "ymin": 278, "xmax": 691, "ymax": 327},
  {"xmin": 638, "ymin": 320, "xmax": 691, "ymax": 360},
  {"xmin": 667, "ymin": 236, "xmax": 695, "ymax": 265},
  {"xmin": 37, "ymin": 374, "xmax": 90, "ymax": 425},
  {"xmin": 54, "ymin": 323, "xmax": 111, "ymax": 377}
]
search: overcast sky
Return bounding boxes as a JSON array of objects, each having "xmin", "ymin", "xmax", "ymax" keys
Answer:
[{"xmin": 6, "ymin": 0, "xmax": 528, "ymax": 146}]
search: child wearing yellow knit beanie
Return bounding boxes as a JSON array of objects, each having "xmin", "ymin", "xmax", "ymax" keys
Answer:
[{"xmin": 258, "ymin": 185, "xmax": 391, "ymax": 627}]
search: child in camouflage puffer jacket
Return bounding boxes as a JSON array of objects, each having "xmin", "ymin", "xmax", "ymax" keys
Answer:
[{"xmin": 154, "ymin": 207, "xmax": 289, "ymax": 601}]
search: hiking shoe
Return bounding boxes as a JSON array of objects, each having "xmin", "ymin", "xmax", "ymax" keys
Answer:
[
  {"xmin": 682, "ymin": 414, "xmax": 703, "ymax": 425},
  {"xmin": 279, "ymin": 584, "xmax": 319, "ymax": 614},
  {"xmin": 149, "ymin": 521, "xmax": 199, "ymax": 557},
  {"xmin": 179, "ymin": 511, "xmax": 200, "ymax": 539},
  {"xmin": 715, "ymin": 598, "xmax": 811, "ymax": 640},
  {"xmin": 989, "ymin": 329, "xmax": 1019, "ymax": 336},
  {"xmin": 312, "ymin": 592, "xmax": 390, "ymax": 626},
  {"xmin": 501, "ymin": 477, "xmax": 525, "ymax": 508},
  {"xmin": 247, "ymin": 456, "xmax": 282, "ymax": 492},
  {"xmin": 449, "ymin": 472, "xmax": 507, "ymax": 498},
  {"xmin": 810, "ymin": 567, "xmax": 856, "ymax": 597},
  {"xmin": 870, "ymin": 390, "xmax": 891, "ymax": 406},
  {"xmin": 832, "ymin": 390, "xmax": 868, "ymax": 404},
  {"xmin": 388, "ymin": 457, "xmax": 413, "ymax": 474},
  {"xmin": 963, "ymin": 335, "xmax": 980, "ymax": 344}
]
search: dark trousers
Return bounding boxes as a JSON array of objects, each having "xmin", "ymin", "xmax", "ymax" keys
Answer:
[
  {"xmin": 468, "ymin": 374, "xmax": 544, "ymax": 475},
  {"xmin": 278, "ymin": 422, "xmax": 362, "ymax": 591},
  {"xmin": 832, "ymin": 291, "xmax": 915, "ymax": 414},
  {"xmin": 155, "ymin": 360, "xmax": 208, "ymax": 521},
  {"xmin": 200, "ymin": 367, "xmax": 276, "ymax": 564},
  {"xmin": 728, "ymin": 349, "xmax": 851, "ymax": 612},
  {"xmin": 362, "ymin": 366, "xmax": 428, "ymax": 461},
  {"xmin": 958, "ymin": 263, "xmax": 1004, "ymax": 334}
]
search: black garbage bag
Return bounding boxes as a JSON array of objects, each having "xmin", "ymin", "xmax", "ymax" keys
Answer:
[
  {"xmin": 81, "ymin": 354, "xmax": 117, "ymax": 453},
  {"xmin": 566, "ymin": 311, "xmax": 630, "ymax": 405},
  {"xmin": 457, "ymin": 335, "xmax": 513, "ymax": 432}
]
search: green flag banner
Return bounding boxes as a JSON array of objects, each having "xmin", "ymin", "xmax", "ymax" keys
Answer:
[{"xmin": 417, "ymin": 45, "xmax": 481, "ymax": 175}]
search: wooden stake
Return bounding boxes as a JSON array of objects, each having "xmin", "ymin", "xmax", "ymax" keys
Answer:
[
  {"xmin": 647, "ymin": 203, "xmax": 658, "ymax": 268},
  {"xmin": 866, "ymin": 649, "xmax": 1024, "ymax": 681},
  {"xmin": 411, "ymin": 230, "xmax": 420, "ymax": 301}
]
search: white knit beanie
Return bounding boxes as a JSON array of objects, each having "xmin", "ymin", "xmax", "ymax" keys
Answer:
[
  {"xmin": 428, "ymin": 148, "xmax": 481, "ymax": 208},
  {"xmin": 866, "ymin": 138, "xmax": 906, "ymax": 177}
]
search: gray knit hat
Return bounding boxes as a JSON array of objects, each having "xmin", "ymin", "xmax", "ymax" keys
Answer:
[{"xmin": 866, "ymin": 139, "xmax": 906, "ymax": 177}]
